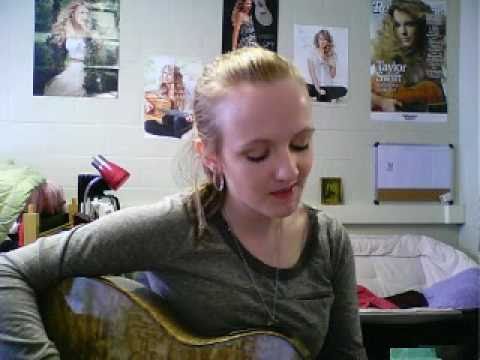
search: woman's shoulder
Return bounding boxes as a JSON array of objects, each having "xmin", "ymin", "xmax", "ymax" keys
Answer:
[
  {"xmin": 233, "ymin": 10, "xmax": 247, "ymax": 23},
  {"xmin": 306, "ymin": 205, "xmax": 344, "ymax": 230},
  {"xmin": 109, "ymin": 192, "xmax": 192, "ymax": 225},
  {"xmin": 305, "ymin": 205, "xmax": 349, "ymax": 248},
  {"xmin": 305, "ymin": 205, "xmax": 353, "ymax": 270}
]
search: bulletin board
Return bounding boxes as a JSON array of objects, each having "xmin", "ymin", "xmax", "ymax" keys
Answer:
[{"xmin": 374, "ymin": 143, "xmax": 454, "ymax": 203}]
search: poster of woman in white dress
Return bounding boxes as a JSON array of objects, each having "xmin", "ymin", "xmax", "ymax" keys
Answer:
[
  {"xmin": 34, "ymin": 0, "xmax": 120, "ymax": 98},
  {"xmin": 144, "ymin": 56, "xmax": 202, "ymax": 139},
  {"xmin": 294, "ymin": 25, "xmax": 349, "ymax": 103}
]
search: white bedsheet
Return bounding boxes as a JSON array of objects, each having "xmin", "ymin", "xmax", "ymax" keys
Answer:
[{"xmin": 350, "ymin": 234, "xmax": 478, "ymax": 297}]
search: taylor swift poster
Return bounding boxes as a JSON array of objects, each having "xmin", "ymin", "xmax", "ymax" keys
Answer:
[
  {"xmin": 33, "ymin": 0, "xmax": 120, "ymax": 98},
  {"xmin": 222, "ymin": 0, "xmax": 279, "ymax": 53},
  {"xmin": 294, "ymin": 25, "xmax": 349, "ymax": 104},
  {"xmin": 144, "ymin": 56, "xmax": 203, "ymax": 139},
  {"xmin": 370, "ymin": 0, "xmax": 447, "ymax": 122}
]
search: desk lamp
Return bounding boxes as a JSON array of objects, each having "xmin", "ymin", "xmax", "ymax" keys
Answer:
[{"xmin": 82, "ymin": 155, "xmax": 130, "ymax": 217}]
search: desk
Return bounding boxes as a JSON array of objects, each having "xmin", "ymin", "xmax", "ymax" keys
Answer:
[{"xmin": 360, "ymin": 309, "xmax": 478, "ymax": 360}]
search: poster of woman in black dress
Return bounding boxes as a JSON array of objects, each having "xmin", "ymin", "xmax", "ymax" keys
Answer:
[{"xmin": 222, "ymin": 0, "xmax": 278, "ymax": 53}]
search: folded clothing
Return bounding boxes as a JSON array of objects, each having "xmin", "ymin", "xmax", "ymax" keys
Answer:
[
  {"xmin": 357, "ymin": 285, "xmax": 399, "ymax": 309},
  {"xmin": 423, "ymin": 267, "xmax": 480, "ymax": 309},
  {"xmin": 386, "ymin": 290, "xmax": 428, "ymax": 309}
]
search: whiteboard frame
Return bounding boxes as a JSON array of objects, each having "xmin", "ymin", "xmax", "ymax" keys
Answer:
[{"xmin": 373, "ymin": 143, "xmax": 454, "ymax": 204}]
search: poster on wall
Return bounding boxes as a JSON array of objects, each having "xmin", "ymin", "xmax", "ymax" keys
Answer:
[
  {"xmin": 222, "ymin": 0, "xmax": 279, "ymax": 53},
  {"xmin": 294, "ymin": 25, "xmax": 349, "ymax": 104},
  {"xmin": 33, "ymin": 0, "xmax": 120, "ymax": 98},
  {"xmin": 143, "ymin": 56, "xmax": 203, "ymax": 139},
  {"xmin": 370, "ymin": 0, "xmax": 447, "ymax": 122}
]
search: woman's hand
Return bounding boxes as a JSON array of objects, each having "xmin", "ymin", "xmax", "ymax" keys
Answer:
[
  {"xmin": 381, "ymin": 97, "xmax": 402, "ymax": 112},
  {"xmin": 144, "ymin": 99, "xmax": 154, "ymax": 114},
  {"xmin": 372, "ymin": 94, "xmax": 402, "ymax": 112},
  {"xmin": 315, "ymin": 84, "xmax": 326, "ymax": 96}
]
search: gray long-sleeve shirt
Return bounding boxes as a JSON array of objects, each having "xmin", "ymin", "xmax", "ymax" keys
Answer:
[{"xmin": 0, "ymin": 193, "xmax": 366, "ymax": 359}]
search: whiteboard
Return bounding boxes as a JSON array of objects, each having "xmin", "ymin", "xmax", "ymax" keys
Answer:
[{"xmin": 374, "ymin": 143, "xmax": 453, "ymax": 202}]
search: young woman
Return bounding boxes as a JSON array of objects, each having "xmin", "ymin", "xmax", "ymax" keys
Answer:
[
  {"xmin": 231, "ymin": 0, "xmax": 259, "ymax": 50},
  {"xmin": 0, "ymin": 47, "xmax": 366, "ymax": 359},
  {"xmin": 307, "ymin": 29, "xmax": 346, "ymax": 102},
  {"xmin": 43, "ymin": 0, "xmax": 92, "ymax": 96}
]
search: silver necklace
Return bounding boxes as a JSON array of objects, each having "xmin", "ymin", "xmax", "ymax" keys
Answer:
[{"xmin": 224, "ymin": 217, "xmax": 280, "ymax": 326}]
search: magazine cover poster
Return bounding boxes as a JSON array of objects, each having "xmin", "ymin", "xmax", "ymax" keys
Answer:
[
  {"xmin": 34, "ymin": 0, "xmax": 120, "ymax": 98},
  {"xmin": 370, "ymin": 0, "xmax": 447, "ymax": 122},
  {"xmin": 144, "ymin": 56, "xmax": 202, "ymax": 139},
  {"xmin": 222, "ymin": 0, "xmax": 279, "ymax": 53},
  {"xmin": 294, "ymin": 25, "xmax": 349, "ymax": 104}
]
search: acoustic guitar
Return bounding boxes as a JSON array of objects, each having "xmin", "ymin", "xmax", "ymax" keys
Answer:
[
  {"xmin": 394, "ymin": 80, "xmax": 445, "ymax": 107},
  {"xmin": 372, "ymin": 78, "xmax": 446, "ymax": 112},
  {"xmin": 40, "ymin": 276, "xmax": 311, "ymax": 360},
  {"xmin": 253, "ymin": 0, "xmax": 273, "ymax": 27}
]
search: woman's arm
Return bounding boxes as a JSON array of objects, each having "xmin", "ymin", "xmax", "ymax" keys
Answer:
[
  {"xmin": 0, "ymin": 255, "xmax": 61, "ymax": 358},
  {"xmin": 325, "ymin": 52, "xmax": 336, "ymax": 79},
  {"xmin": 307, "ymin": 57, "xmax": 320, "ymax": 90},
  {"xmin": 371, "ymin": 75, "xmax": 402, "ymax": 111},
  {"xmin": 318, "ymin": 220, "xmax": 368, "ymax": 359},
  {"xmin": 0, "ymin": 196, "xmax": 188, "ymax": 357},
  {"xmin": 371, "ymin": 92, "xmax": 401, "ymax": 111},
  {"xmin": 231, "ymin": 12, "xmax": 242, "ymax": 50},
  {"xmin": 327, "ymin": 59, "xmax": 336, "ymax": 79}
]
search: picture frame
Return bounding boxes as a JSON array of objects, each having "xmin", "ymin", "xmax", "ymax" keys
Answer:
[{"xmin": 321, "ymin": 177, "xmax": 343, "ymax": 205}]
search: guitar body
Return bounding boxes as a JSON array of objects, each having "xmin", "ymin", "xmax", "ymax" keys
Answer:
[
  {"xmin": 40, "ymin": 276, "xmax": 310, "ymax": 360},
  {"xmin": 254, "ymin": 0, "xmax": 273, "ymax": 27},
  {"xmin": 372, "ymin": 76, "xmax": 446, "ymax": 112},
  {"xmin": 395, "ymin": 80, "xmax": 445, "ymax": 106}
]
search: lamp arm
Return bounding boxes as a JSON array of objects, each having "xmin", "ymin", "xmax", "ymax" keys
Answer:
[{"xmin": 83, "ymin": 176, "xmax": 102, "ymax": 216}]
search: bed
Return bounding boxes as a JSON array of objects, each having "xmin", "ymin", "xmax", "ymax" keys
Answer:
[{"xmin": 350, "ymin": 234, "xmax": 479, "ymax": 359}]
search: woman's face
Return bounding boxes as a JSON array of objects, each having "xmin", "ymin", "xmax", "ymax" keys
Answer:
[
  {"xmin": 393, "ymin": 9, "xmax": 418, "ymax": 48},
  {"xmin": 242, "ymin": 0, "xmax": 253, "ymax": 12},
  {"xmin": 317, "ymin": 34, "xmax": 330, "ymax": 50},
  {"xmin": 73, "ymin": 5, "xmax": 89, "ymax": 30},
  {"xmin": 212, "ymin": 78, "xmax": 313, "ymax": 219},
  {"xmin": 160, "ymin": 84, "xmax": 169, "ymax": 96}
]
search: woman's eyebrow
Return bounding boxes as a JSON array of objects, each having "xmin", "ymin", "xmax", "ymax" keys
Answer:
[
  {"xmin": 240, "ymin": 127, "xmax": 316, "ymax": 148},
  {"xmin": 295, "ymin": 127, "xmax": 316, "ymax": 136},
  {"xmin": 240, "ymin": 138, "xmax": 271, "ymax": 149}
]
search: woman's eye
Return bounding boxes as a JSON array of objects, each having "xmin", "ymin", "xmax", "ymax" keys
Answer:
[
  {"xmin": 290, "ymin": 143, "xmax": 310, "ymax": 151},
  {"xmin": 246, "ymin": 152, "xmax": 269, "ymax": 162}
]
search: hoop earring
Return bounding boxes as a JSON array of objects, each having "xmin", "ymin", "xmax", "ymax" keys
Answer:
[{"xmin": 212, "ymin": 170, "xmax": 225, "ymax": 192}]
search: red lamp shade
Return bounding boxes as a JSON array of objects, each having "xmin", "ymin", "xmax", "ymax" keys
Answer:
[{"xmin": 91, "ymin": 155, "xmax": 130, "ymax": 191}]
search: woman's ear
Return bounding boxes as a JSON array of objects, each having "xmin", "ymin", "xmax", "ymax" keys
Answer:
[
  {"xmin": 193, "ymin": 137, "xmax": 222, "ymax": 173},
  {"xmin": 193, "ymin": 137, "xmax": 205, "ymax": 158}
]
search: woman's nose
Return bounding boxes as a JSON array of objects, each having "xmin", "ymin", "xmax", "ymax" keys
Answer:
[{"xmin": 275, "ymin": 151, "xmax": 299, "ymax": 181}]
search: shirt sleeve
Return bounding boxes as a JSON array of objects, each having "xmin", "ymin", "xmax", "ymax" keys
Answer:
[
  {"xmin": 0, "ymin": 195, "xmax": 190, "ymax": 358},
  {"xmin": 317, "ymin": 217, "xmax": 368, "ymax": 360}
]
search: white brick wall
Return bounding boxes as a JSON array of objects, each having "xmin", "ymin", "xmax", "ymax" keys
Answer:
[{"xmin": 1, "ymin": 0, "xmax": 474, "ymax": 247}]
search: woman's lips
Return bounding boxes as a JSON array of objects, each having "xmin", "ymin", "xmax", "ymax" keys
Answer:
[{"xmin": 270, "ymin": 184, "xmax": 297, "ymax": 199}]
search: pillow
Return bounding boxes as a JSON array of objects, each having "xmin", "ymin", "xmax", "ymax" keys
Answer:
[{"xmin": 422, "ymin": 267, "xmax": 480, "ymax": 309}]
